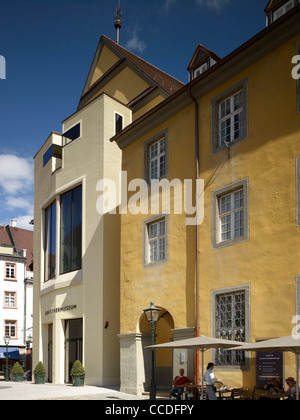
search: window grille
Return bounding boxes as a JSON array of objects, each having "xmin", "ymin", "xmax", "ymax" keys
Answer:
[{"xmin": 215, "ymin": 290, "xmax": 246, "ymax": 366}]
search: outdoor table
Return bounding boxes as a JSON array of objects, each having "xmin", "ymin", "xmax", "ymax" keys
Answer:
[
  {"xmin": 176, "ymin": 384, "xmax": 204, "ymax": 400},
  {"xmin": 217, "ymin": 388, "xmax": 233, "ymax": 400},
  {"xmin": 254, "ymin": 389, "xmax": 286, "ymax": 400}
]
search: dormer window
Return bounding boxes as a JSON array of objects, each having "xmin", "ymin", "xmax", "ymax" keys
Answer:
[
  {"xmin": 187, "ymin": 44, "xmax": 221, "ymax": 81},
  {"xmin": 265, "ymin": 0, "xmax": 298, "ymax": 26},
  {"xmin": 194, "ymin": 62, "xmax": 208, "ymax": 79},
  {"xmin": 273, "ymin": 0, "xmax": 293, "ymax": 20}
]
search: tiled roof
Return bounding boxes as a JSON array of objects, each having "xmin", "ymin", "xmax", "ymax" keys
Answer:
[
  {"xmin": 0, "ymin": 226, "xmax": 11, "ymax": 247},
  {"xmin": 102, "ymin": 35, "xmax": 184, "ymax": 96},
  {"xmin": 0, "ymin": 225, "xmax": 33, "ymax": 271}
]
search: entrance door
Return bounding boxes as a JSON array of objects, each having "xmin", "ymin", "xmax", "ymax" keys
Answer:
[{"xmin": 65, "ymin": 318, "xmax": 83, "ymax": 383}]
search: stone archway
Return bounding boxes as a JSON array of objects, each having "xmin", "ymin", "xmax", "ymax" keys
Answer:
[{"xmin": 139, "ymin": 307, "xmax": 174, "ymax": 392}]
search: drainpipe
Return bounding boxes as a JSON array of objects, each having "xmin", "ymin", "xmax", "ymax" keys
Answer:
[{"xmin": 188, "ymin": 87, "xmax": 200, "ymax": 384}]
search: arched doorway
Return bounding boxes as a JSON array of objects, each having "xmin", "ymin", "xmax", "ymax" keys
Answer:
[{"xmin": 139, "ymin": 307, "xmax": 174, "ymax": 392}]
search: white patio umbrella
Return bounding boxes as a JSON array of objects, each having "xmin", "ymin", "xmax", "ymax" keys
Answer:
[
  {"xmin": 148, "ymin": 335, "xmax": 246, "ymax": 400},
  {"xmin": 228, "ymin": 334, "xmax": 300, "ymax": 400}
]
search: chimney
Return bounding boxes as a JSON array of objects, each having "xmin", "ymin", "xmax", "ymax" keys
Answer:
[{"xmin": 11, "ymin": 219, "xmax": 17, "ymax": 228}]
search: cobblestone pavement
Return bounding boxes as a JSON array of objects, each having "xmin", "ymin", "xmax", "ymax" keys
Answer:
[{"xmin": 0, "ymin": 380, "xmax": 151, "ymax": 400}]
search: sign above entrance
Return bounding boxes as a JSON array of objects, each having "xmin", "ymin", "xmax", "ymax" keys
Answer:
[{"xmin": 45, "ymin": 304, "xmax": 77, "ymax": 316}]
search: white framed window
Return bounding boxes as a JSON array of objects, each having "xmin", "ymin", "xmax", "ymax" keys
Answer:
[
  {"xmin": 144, "ymin": 129, "xmax": 168, "ymax": 183},
  {"xmin": 211, "ymin": 79, "xmax": 248, "ymax": 154},
  {"xmin": 194, "ymin": 62, "xmax": 208, "ymax": 78},
  {"xmin": 273, "ymin": 0, "xmax": 293, "ymax": 21},
  {"xmin": 149, "ymin": 137, "xmax": 166, "ymax": 181},
  {"xmin": 5, "ymin": 263, "xmax": 16, "ymax": 280},
  {"xmin": 219, "ymin": 189, "xmax": 244, "ymax": 242},
  {"xmin": 212, "ymin": 178, "xmax": 249, "ymax": 249},
  {"xmin": 219, "ymin": 90, "xmax": 244, "ymax": 148},
  {"xmin": 4, "ymin": 292, "xmax": 16, "ymax": 308},
  {"xmin": 143, "ymin": 215, "xmax": 168, "ymax": 268},
  {"xmin": 5, "ymin": 320, "xmax": 17, "ymax": 338},
  {"xmin": 148, "ymin": 219, "xmax": 166, "ymax": 263}
]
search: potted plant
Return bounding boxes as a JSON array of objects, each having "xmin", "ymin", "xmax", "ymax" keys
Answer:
[
  {"xmin": 34, "ymin": 361, "xmax": 46, "ymax": 384},
  {"xmin": 70, "ymin": 360, "xmax": 85, "ymax": 387},
  {"xmin": 12, "ymin": 362, "xmax": 24, "ymax": 382}
]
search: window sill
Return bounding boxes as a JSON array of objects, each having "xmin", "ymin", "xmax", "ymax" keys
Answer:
[
  {"xmin": 212, "ymin": 236, "xmax": 249, "ymax": 250},
  {"xmin": 41, "ymin": 269, "xmax": 83, "ymax": 296},
  {"xmin": 143, "ymin": 258, "xmax": 168, "ymax": 270}
]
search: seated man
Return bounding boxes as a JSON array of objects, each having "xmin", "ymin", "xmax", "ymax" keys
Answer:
[{"xmin": 170, "ymin": 368, "xmax": 193, "ymax": 400}]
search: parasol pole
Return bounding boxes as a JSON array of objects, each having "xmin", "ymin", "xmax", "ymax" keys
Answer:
[
  {"xmin": 297, "ymin": 353, "xmax": 299, "ymax": 401},
  {"xmin": 201, "ymin": 348, "xmax": 204, "ymax": 400}
]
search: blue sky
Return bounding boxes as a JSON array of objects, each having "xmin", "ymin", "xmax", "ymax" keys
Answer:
[{"xmin": 0, "ymin": 0, "xmax": 267, "ymax": 230}]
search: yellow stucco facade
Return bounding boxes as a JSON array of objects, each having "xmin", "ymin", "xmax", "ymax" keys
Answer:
[{"xmin": 115, "ymin": 8, "xmax": 300, "ymax": 396}]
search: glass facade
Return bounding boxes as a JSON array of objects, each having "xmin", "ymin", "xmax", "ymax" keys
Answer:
[
  {"xmin": 45, "ymin": 201, "xmax": 56, "ymax": 281},
  {"xmin": 60, "ymin": 185, "xmax": 82, "ymax": 274}
]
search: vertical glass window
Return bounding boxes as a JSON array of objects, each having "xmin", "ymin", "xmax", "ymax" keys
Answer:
[
  {"xmin": 115, "ymin": 113, "xmax": 123, "ymax": 135},
  {"xmin": 5, "ymin": 263, "xmax": 16, "ymax": 279},
  {"xmin": 149, "ymin": 138, "xmax": 166, "ymax": 181},
  {"xmin": 148, "ymin": 219, "xmax": 166, "ymax": 263},
  {"xmin": 60, "ymin": 185, "xmax": 82, "ymax": 274},
  {"xmin": 219, "ymin": 189, "xmax": 244, "ymax": 242},
  {"xmin": 44, "ymin": 201, "xmax": 56, "ymax": 281},
  {"xmin": 219, "ymin": 90, "xmax": 243, "ymax": 147}
]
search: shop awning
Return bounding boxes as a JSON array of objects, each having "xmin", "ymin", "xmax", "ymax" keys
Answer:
[{"xmin": 0, "ymin": 347, "xmax": 20, "ymax": 359}]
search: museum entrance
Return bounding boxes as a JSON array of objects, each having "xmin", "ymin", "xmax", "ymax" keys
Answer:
[{"xmin": 65, "ymin": 318, "xmax": 83, "ymax": 383}]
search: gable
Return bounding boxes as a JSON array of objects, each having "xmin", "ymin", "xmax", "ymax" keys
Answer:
[
  {"xmin": 187, "ymin": 44, "xmax": 221, "ymax": 71},
  {"xmin": 78, "ymin": 35, "xmax": 184, "ymax": 112},
  {"xmin": 89, "ymin": 44, "xmax": 120, "ymax": 87},
  {"xmin": 87, "ymin": 66, "xmax": 151, "ymax": 106}
]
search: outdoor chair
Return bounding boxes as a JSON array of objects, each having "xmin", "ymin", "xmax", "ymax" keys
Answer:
[
  {"xmin": 197, "ymin": 386, "xmax": 206, "ymax": 400},
  {"xmin": 222, "ymin": 387, "xmax": 244, "ymax": 400}
]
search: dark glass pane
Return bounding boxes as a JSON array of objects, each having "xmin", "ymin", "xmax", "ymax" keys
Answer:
[
  {"xmin": 60, "ymin": 191, "xmax": 73, "ymax": 273},
  {"xmin": 45, "ymin": 201, "xmax": 56, "ymax": 281},
  {"xmin": 63, "ymin": 123, "xmax": 80, "ymax": 141},
  {"xmin": 115, "ymin": 114, "xmax": 123, "ymax": 135},
  {"xmin": 43, "ymin": 145, "xmax": 53, "ymax": 167},
  {"xmin": 72, "ymin": 186, "xmax": 82, "ymax": 271},
  {"xmin": 60, "ymin": 185, "xmax": 82, "ymax": 274}
]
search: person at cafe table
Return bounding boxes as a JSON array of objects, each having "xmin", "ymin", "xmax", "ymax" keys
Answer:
[
  {"xmin": 170, "ymin": 368, "xmax": 193, "ymax": 400},
  {"xmin": 285, "ymin": 377, "xmax": 298, "ymax": 400},
  {"xmin": 263, "ymin": 378, "xmax": 284, "ymax": 394}
]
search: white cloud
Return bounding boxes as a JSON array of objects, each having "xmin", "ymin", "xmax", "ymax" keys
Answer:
[
  {"xmin": 196, "ymin": 0, "xmax": 230, "ymax": 11},
  {"xmin": 159, "ymin": 0, "xmax": 176, "ymax": 16},
  {"xmin": 126, "ymin": 25, "xmax": 146, "ymax": 54},
  {"xmin": 0, "ymin": 154, "xmax": 34, "ymax": 231},
  {"xmin": 14, "ymin": 214, "xmax": 33, "ymax": 231},
  {"xmin": 6, "ymin": 196, "xmax": 33, "ymax": 212},
  {"xmin": 0, "ymin": 154, "xmax": 33, "ymax": 195}
]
